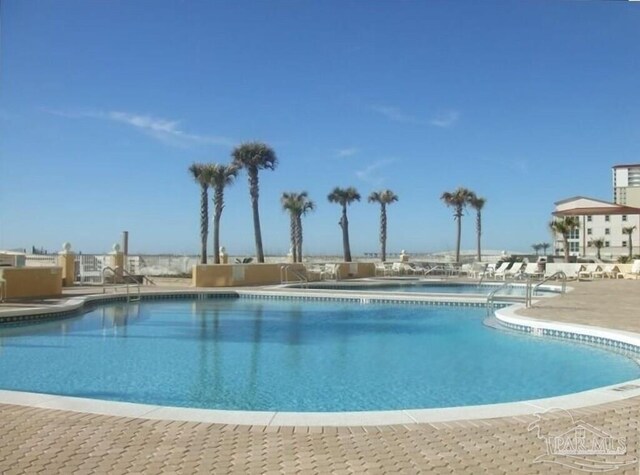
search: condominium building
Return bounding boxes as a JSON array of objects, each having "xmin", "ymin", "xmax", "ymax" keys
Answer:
[
  {"xmin": 552, "ymin": 196, "xmax": 640, "ymax": 259},
  {"xmin": 612, "ymin": 163, "xmax": 640, "ymax": 207}
]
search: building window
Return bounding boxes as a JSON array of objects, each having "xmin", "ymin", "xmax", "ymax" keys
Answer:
[
  {"xmin": 587, "ymin": 228, "xmax": 592, "ymax": 235},
  {"xmin": 587, "ymin": 216, "xmax": 592, "ymax": 222},
  {"xmin": 623, "ymin": 241, "xmax": 628, "ymax": 247},
  {"xmin": 587, "ymin": 241, "xmax": 592, "ymax": 247},
  {"xmin": 605, "ymin": 241, "xmax": 610, "ymax": 247},
  {"xmin": 605, "ymin": 215, "xmax": 610, "ymax": 222},
  {"xmin": 622, "ymin": 215, "xmax": 627, "ymax": 222},
  {"xmin": 569, "ymin": 229, "xmax": 580, "ymax": 239},
  {"xmin": 605, "ymin": 228, "xmax": 610, "ymax": 235},
  {"xmin": 569, "ymin": 242, "xmax": 580, "ymax": 253}
]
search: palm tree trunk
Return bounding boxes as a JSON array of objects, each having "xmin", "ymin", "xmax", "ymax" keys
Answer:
[
  {"xmin": 629, "ymin": 232, "xmax": 633, "ymax": 259},
  {"xmin": 563, "ymin": 235, "xmax": 570, "ymax": 263},
  {"xmin": 200, "ymin": 183, "xmax": 209, "ymax": 265},
  {"xmin": 212, "ymin": 187, "xmax": 224, "ymax": 264},
  {"xmin": 340, "ymin": 205, "xmax": 352, "ymax": 262},
  {"xmin": 380, "ymin": 204, "xmax": 387, "ymax": 262},
  {"xmin": 476, "ymin": 211, "xmax": 482, "ymax": 262},
  {"xmin": 455, "ymin": 208, "xmax": 462, "ymax": 263},
  {"xmin": 295, "ymin": 214, "xmax": 303, "ymax": 262},
  {"xmin": 248, "ymin": 168, "xmax": 265, "ymax": 263},
  {"xmin": 596, "ymin": 246, "xmax": 601, "ymax": 260},
  {"xmin": 289, "ymin": 213, "xmax": 298, "ymax": 262},
  {"xmin": 213, "ymin": 211, "xmax": 221, "ymax": 264}
]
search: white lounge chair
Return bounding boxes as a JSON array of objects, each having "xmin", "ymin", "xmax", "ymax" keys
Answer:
[
  {"xmin": 374, "ymin": 262, "xmax": 392, "ymax": 276},
  {"xmin": 503, "ymin": 262, "xmax": 524, "ymax": 279},
  {"xmin": 578, "ymin": 264, "xmax": 601, "ymax": 281},
  {"xmin": 493, "ymin": 262, "xmax": 511, "ymax": 280},
  {"xmin": 523, "ymin": 263, "xmax": 543, "ymax": 280},
  {"xmin": 624, "ymin": 260, "xmax": 640, "ymax": 279}
]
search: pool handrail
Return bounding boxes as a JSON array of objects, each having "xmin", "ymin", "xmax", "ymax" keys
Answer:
[
  {"xmin": 533, "ymin": 271, "xmax": 567, "ymax": 295},
  {"xmin": 101, "ymin": 266, "xmax": 141, "ymax": 303}
]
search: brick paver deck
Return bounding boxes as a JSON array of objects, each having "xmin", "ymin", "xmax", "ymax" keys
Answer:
[{"xmin": 1, "ymin": 280, "xmax": 639, "ymax": 474}]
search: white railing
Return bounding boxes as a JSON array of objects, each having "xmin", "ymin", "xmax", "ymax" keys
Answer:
[{"xmin": 24, "ymin": 255, "xmax": 58, "ymax": 267}]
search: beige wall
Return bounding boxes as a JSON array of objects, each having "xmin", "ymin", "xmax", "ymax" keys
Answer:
[
  {"xmin": 193, "ymin": 262, "xmax": 376, "ymax": 287},
  {"xmin": 0, "ymin": 267, "xmax": 63, "ymax": 299}
]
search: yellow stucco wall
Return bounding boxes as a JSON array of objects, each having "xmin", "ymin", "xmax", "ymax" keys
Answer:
[
  {"xmin": 193, "ymin": 262, "xmax": 376, "ymax": 287},
  {"xmin": 0, "ymin": 267, "xmax": 63, "ymax": 299}
]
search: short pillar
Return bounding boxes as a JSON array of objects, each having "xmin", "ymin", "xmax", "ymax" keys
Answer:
[
  {"xmin": 58, "ymin": 242, "xmax": 75, "ymax": 287},
  {"xmin": 110, "ymin": 243, "xmax": 125, "ymax": 283},
  {"xmin": 400, "ymin": 249, "xmax": 409, "ymax": 263},
  {"xmin": 219, "ymin": 247, "xmax": 228, "ymax": 264},
  {"xmin": 287, "ymin": 248, "xmax": 295, "ymax": 263}
]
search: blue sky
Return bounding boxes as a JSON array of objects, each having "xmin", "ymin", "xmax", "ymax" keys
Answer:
[{"xmin": 1, "ymin": 0, "xmax": 639, "ymax": 256}]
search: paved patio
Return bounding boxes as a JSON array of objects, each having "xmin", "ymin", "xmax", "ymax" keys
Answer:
[{"xmin": 1, "ymin": 280, "xmax": 640, "ymax": 474}]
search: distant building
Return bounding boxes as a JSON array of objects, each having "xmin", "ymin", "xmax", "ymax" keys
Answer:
[
  {"xmin": 552, "ymin": 196, "xmax": 640, "ymax": 259},
  {"xmin": 612, "ymin": 163, "xmax": 640, "ymax": 207}
]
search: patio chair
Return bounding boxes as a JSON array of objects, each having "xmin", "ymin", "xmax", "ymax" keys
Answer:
[
  {"xmin": 374, "ymin": 262, "xmax": 391, "ymax": 276},
  {"xmin": 578, "ymin": 264, "xmax": 601, "ymax": 281},
  {"xmin": 503, "ymin": 262, "xmax": 524, "ymax": 279},
  {"xmin": 623, "ymin": 260, "xmax": 640, "ymax": 280},
  {"xmin": 522, "ymin": 263, "xmax": 544, "ymax": 280}
]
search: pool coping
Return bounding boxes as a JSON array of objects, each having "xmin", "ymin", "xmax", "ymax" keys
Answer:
[{"xmin": 2, "ymin": 286, "xmax": 640, "ymax": 426}]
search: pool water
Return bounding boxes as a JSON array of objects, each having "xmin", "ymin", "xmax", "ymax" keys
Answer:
[
  {"xmin": 307, "ymin": 282, "xmax": 549, "ymax": 296},
  {"xmin": 0, "ymin": 298, "xmax": 636, "ymax": 411}
]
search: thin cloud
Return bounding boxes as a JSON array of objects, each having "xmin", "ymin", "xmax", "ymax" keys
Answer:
[
  {"xmin": 370, "ymin": 105, "xmax": 427, "ymax": 126},
  {"xmin": 429, "ymin": 110, "xmax": 460, "ymax": 128},
  {"xmin": 336, "ymin": 147, "xmax": 359, "ymax": 158},
  {"xmin": 355, "ymin": 159, "xmax": 396, "ymax": 186},
  {"xmin": 42, "ymin": 108, "xmax": 232, "ymax": 147}
]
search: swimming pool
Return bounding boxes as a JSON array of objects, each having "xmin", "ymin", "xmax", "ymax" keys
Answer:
[
  {"xmin": 304, "ymin": 281, "xmax": 550, "ymax": 296},
  {"xmin": 0, "ymin": 296, "xmax": 636, "ymax": 412}
]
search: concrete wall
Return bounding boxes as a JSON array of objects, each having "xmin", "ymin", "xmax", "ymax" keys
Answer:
[
  {"xmin": 193, "ymin": 262, "xmax": 376, "ymax": 287},
  {"xmin": 0, "ymin": 267, "xmax": 63, "ymax": 299}
]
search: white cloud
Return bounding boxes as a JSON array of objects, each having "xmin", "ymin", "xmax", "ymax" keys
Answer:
[
  {"xmin": 370, "ymin": 105, "xmax": 426, "ymax": 126},
  {"xmin": 336, "ymin": 147, "xmax": 359, "ymax": 158},
  {"xmin": 42, "ymin": 108, "xmax": 232, "ymax": 147},
  {"xmin": 355, "ymin": 159, "xmax": 396, "ymax": 186},
  {"xmin": 429, "ymin": 110, "xmax": 460, "ymax": 128}
]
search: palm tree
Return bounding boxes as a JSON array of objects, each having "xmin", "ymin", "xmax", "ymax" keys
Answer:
[
  {"xmin": 368, "ymin": 190, "xmax": 399, "ymax": 262},
  {"xmin": 281, "ymin": 192, "xmax": 301, "ymax": 263},
  {"xmin": 281, "ymin": 192, "xmax": 315, "ymax": 263},
  {"xmin": 209, "ymin": 163, "xmax": 239, "ymax": 264},
  {"xmin": 590, "ymin": 237, "xmax": 605, "ymax": 260},
  {"xmin": 532, "ymin": 243, "xmax": 542, "ymax": 256},
  {"xmin": 232, "ymin": 142, "xmax": 278, "ymax": 263},
  {"xmin": 328, "ymin": 187, "xmax": 361, "ymax": 262},
  {"xmin": 294, "ymin": 194, "xmax": 315, "ymax": 262},
  {"xmin": 549, "ymin": 216, "xmax": 580, "ymax": 263},
  {"xmin": 541, "ymin": 242, "xmax": 550, "ymax": 256},
  {"xmin": 188, "ymin": 163, "xmax": 215, "ymax": 264},
  {"xmin": 440, "ymin": 187, "xmax": 474, "ymax": 263},
  {"xmin": 623, "ymin": 226, "xmax": 636, "ymax": 259},
  {"xmin": 468, "ymin": 193, "xmax": 486, "ymax": 262}
]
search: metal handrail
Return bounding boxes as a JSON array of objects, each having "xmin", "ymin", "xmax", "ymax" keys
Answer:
[
  {"xmin": 101, "ymin": 266, "xmax": 141, "ymax": 302},
  {"xmin": 533, "ymin": 271, "xmax": 567, "ymax": 295},
  {"xmin": 120, "ymin": 266, "xmax": 155, "ymax": 286},
  {"xmin": 280, "ymin": 265, "xmax": 309, "ymax": 287}
]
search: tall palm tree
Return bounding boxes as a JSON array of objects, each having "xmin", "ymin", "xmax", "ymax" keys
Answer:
[
  {"xmin": 328, "ymin": 187, "xmax": 361, "ymax": 262},
  {"xmin": 549, "ymin": 216, "xmax": 579, "ymax": 263},
  {"xmin": 188, "ymin": 163, "xmax": 215, "ymax": 264},
  {"xmin": 294, "ymin": 194, "xmax": 315, "ymax": 262},
  {"xmin": 532, "ymin": 243, "xmax": 542, "ymax": 256},
  {"xmin": 232, "ymin": 142, "xmax": 278, "ymax": 263},
  {"xmin": 623, "ymin": 226, "xmax": 636, "ymax": 259},
  {"xmin": 468, "ymin": 193, "xmax": 486, "ymax": 262},
  {"xmin": 367, "ymin": 190, "xmax": 399, "ymax": 262},
  {"xmin": 590, "ymin": 237, "xmax": 605, "ymax": 260},
  {"xmin": 440, "ymin": 187, "xmax": 474, "ymax": 263},
  {"xmin": 209, "ymin": 163, "xmax": 239, "ymax": 264},
  {"xmin": 281, "ymin": 192, "xmax": 301, "ymax": 263},
  {"xmin": 281, "ymin": 192, "xmax": 315, "ymax": 263},
  {"xmin": 541, "ymin": 242, "xmax": 550, "ymax": 256}
]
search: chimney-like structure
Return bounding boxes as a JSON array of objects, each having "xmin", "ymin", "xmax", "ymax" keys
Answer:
[{"xmin": 122, "ymin": 231, "xmax": 129, "ymax": 256}]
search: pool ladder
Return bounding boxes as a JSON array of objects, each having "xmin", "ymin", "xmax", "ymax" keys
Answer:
[
  {"xmin": 280, "ymin": 265, "xmax": 309, "ymax": 287},
  {"xmin": 101, "ymin": 266, "xmax": 142, "ymax": 303},
  {"xmin": 486, "ymin": 271, "xmax": 567, "ymax": 316}
]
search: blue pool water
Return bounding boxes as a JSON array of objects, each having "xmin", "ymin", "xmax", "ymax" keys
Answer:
[
  {"xmin": 0, "ymin": 297, "xmax": 636, "ymax": 411},
  {"xmin": 306, "ymin": 282, "xmax": 550, "ymax": 296}
]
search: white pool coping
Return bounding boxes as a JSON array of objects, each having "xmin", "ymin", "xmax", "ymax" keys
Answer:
[{"xmin": 1, "ymin": 286, "xmax": 640, "ymax": 426}]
